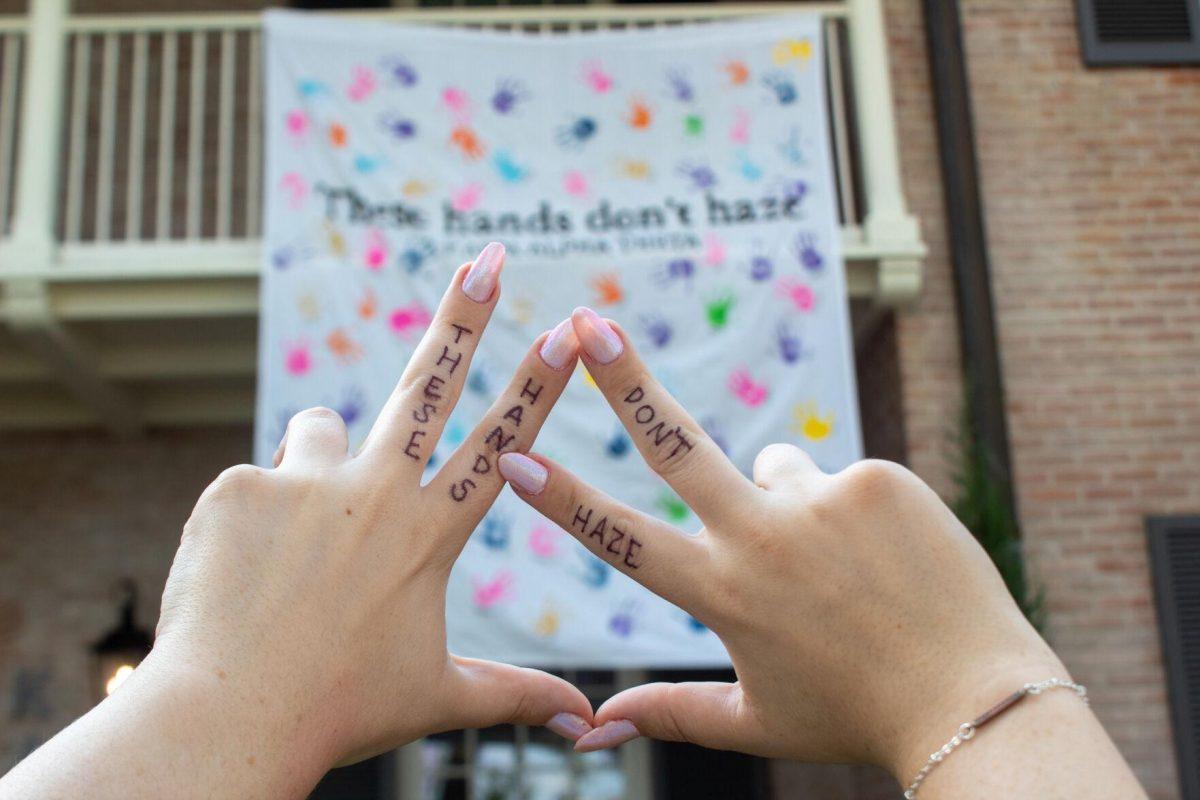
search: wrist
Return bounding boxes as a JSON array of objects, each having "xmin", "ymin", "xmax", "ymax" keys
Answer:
[
  {"xmin": 113, "ymin": 646, "xmax": 339, "ymax": 798},
  {"xmin": 884, "ymin": 652, "xmax": 1069, "ymax": 784}
]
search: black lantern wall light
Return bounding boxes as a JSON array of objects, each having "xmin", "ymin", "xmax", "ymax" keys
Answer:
[{"xmin": 91, "ymin": 579, "xmax": 153, "ymax": 701}]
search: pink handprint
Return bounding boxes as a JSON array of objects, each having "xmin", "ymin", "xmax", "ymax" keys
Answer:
[
  {"xmin": 776, "ymin": 277, "xmax": 816, "ymax": 312},
  {"xmin": 728, "ymin": 369, "xmax": 769, "ymax": 407},
  {"xmin": 730, "ymin": 107, "xmax": 750, "ymax": 145},
  {"xmin": 563, "ymin": 170, "xmax": 589, "ymax": 198},
  {"xmin": 472, "ymin": 570, "xmax": 515, "ymax": 610},
  {"xmin": 442, "ymin": 86, "xmax": 470, "ymax": 117},
  {"xmin": 285, "ymin": 109, "xmax": 310, "ymax": 143},
  {"xmin": 279, "ymin": 172, "xmax": 308, "ymax": 210},
  {"xmin": 702, "ymin": 232, "xmax": 727, "ymax": 267},
  {"xmin": 529, "ymin": 524, "xmax": 562, "ymax": 558},
  {"xmin": 582, "ymin": 61, "xmax": 614, "ymax": 94},
  {"xmin": 450, "ymin": 182, "xmax": 483, "ymax": 212},
  {"xmin": 346, "ymin": 65, "xmax": 377, "ymax": 102},
  {"xmin": 363, "ymin": 228, "xmax": 387, "ymax": 271},
  {"xmin": 283, "ymin": 341, "xmax": 312, "ymax": 376},
  {"xmin": 388, "ymin": 303, "xmax": 432, "ymax": 339}
]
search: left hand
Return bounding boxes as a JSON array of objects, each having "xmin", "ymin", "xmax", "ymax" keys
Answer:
[{"xmin": 0, "ymin": 244, "xmax": 593, "ymax": 800}]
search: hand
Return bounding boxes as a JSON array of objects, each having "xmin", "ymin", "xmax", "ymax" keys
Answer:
[
  {"xmin": 0, "ymin": 244, "xmax": 593, "ymax": 800},
  {"xmin": 497, "ymin": 307, "xmax": 1065, "ymax": 776}
]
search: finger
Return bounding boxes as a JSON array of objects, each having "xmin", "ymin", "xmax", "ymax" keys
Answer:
[
  {"xmin": 359, "ymin": 242, "xmax": 505, "ymax": 470},
  {"xmin": 578, "ymin": 681, "xmax": 763, "ymax": 754},
  {"xmin": 445, "ymin": 655, "xmax": 595, "ymax": 743},
  {"xmin": 425, "ymin": 320, "xmax": 577, "ymax": 538},
  {"xmin": 752, "ymin": 443, "xmax": 821, "ymax": 491},
  {"xmin": 571, "ymin": 306, "xmax": 758, "ymax": 528},
  {"xmin": 498, "ymin": 451, "xmax": 711, "ymax": 614},
  {"xmin": 276, "ymin": 407, "xmax": 349, "ymax": 470}
]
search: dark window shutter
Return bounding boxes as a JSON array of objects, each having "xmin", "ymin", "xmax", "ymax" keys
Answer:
[
  {"xmin": 1076, "ymin": 0, "xmax": 1200, "ymax": 65},
  {"xmin": 1147, "ymin": 515, "xmax": 1200, "ymax": 799}
]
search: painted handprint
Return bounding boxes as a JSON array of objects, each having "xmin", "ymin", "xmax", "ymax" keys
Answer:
[
  {"xmin": 280, "ymin": 172, "xmax": 308, "ymax": 210},
  {"xmin": 471, "ymin": 570, "xmax": 515, "ymax": 610},
  {"xmin": 777, "ymin": 277, "xmax": 816, "ymax": 312},
  {"xmin": 795, "ymin": 233, "xmax": 824, "ymax": 272},
  {"xmin": 563, "ymin": 170, "xmax": 589, "ymax": 198},
  {"xmin": 626, "ymin": 98, "xmax": 653, "ymax": 131},
  {"xmin": 792, "ymin": 402, "xmax": 834, "ymax": 441},
  {"xmin": 363, "ymin": 228, "xmax": 387, "ymax": 271},
  {"xmin": 677, "ymin": 160, "xmax": 717, "ymax": 190},
  {"xmin": 705, "ymin": 293, "xmax": 736, "ymax": 330},
  {"xmin": 325, "ymin": 327, "xmax": 363, "ymax": 365},
  {"xmin": 702, "ymin": 232, "xmax": 727, "ymax": 267},
  {"xmin": 491, "ymin": 78, "xmax": 527, "ymax": 115},
  {"xmin": 591, "ymin": 272, "xmax": 624, "ymax": 306},
  {"xmin": 285, "ymin": 109, "xmax": 309, "ymax": 144},
  {"xmin": 388, "ymin": 302, "xmax": 432, "ymax": 339},
  {"xmin": 730, "ymin": 107, "xmax": 750, "ymax": 145},
  {"xmin": 283, "ymin": 341, "xmax": 312, "ymax": 376},
  {"xmin": 450, "ymin": 182, "xmax": 484, "ymax": 213},
  {"xmin": 666, "ymin": 68, "xmax": 695, "ymax": 102},
  {"xmin": 449, "ymin": 125, "xmax": 485, "ymax": 161},
  {"xmin": 776, "ymin": 322, "xmax": 806, "ymax": 364},
  {"xmin": 346, "ymin": 65, "xmax": 377, "ymax": 102},
  {"xmin": 728, "ymin": 369, "xmax": 769, "ymax": 407},
  {"xmin": 724, "ymin": 60, "xmax": 750, "ymax": 86},
  {"xmin": 478, "ymin": 513, "xmax": 511, "ymax": 551},
  {"xmin": 529, "ymin": 524, "xmax": 562, "ymax": 559},
  {"xmin": 640, "ymin": 315, "xmax": 673, "ymax": 348},
  {"xmin": 581, "ymin": 61, "xmax": 614, "ymax": 94}
]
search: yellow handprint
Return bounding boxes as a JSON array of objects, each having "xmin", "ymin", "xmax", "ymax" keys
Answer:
[
  {"xmin": 772, "ymin": 38, "xmax": 813, "ymax": 67},
  {"xmin": 792, "ymin": 402, "xmax": 833, "ymax": 441}
]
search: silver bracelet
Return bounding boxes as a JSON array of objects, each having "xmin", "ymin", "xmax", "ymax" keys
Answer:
[{"xmin": 902, "ymin": 677, "xmax": 1088, "ymax": 799}]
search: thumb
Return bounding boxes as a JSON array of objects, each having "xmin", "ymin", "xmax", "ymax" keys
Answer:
[
  {"xmin": 577, "ymin": 681, "xmax": 764, "ymax": 753},
  {"xmin": 446, "ymin": 655, "xmax": 595, "ymax": 743}
]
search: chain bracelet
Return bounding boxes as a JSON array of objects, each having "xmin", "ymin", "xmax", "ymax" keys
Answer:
[{"xmin": 902, "ymin": 678, "xmax": 1088, "ymax": 799}]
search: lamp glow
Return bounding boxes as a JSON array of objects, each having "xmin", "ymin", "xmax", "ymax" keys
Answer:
[{"xmin": 105, "ymin": 664, "xmax": 136, "ymax": 696}]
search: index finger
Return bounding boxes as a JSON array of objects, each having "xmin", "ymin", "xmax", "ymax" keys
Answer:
[
  {"xmin": 358, "ymin": 242, "xmax": 504, "ymax": 470},
  {"xmin": 570, "ymin": 306, "xmax": 758, "ymax": 528}
]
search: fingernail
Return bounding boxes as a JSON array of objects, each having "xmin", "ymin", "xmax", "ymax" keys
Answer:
[
  {"xmin": 545, "ymin": 712, "xmax": 592, "ymax": 742},
  {"xmin": 574, "ymin": 719, "xmax": 640, "ymax": 752},
  {"xmin": 540, "ymin": 318, "xmax": 578, "ymax": 370},
  {"xmin": 572, "ymin": 307, "xmax": 623, "ymax": 364},
  {"xmin": 462, "ymin": 242, "xmax": 505, "ymax": 303},
  {"xmin": 498, "ymin": 452, "xmax": 548, "ymax": 495}
]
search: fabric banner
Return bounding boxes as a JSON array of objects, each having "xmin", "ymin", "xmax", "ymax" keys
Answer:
[{"xmin": 258, "ymin": 10, "xmax": 861, "ymax": 667}]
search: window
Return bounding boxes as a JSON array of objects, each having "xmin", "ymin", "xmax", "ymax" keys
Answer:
[{"xmin": 1075, "ymin": 0, "xmax": 1200, "ymax": 65}]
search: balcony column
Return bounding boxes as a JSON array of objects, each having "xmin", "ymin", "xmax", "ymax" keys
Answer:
[
  {"xmin": 846, "ymin": 0, "xmax": 924, "ymax": 302},
  {"xmin": 6, "ymin": 0, "xmax": 68, "ymax": 267}
]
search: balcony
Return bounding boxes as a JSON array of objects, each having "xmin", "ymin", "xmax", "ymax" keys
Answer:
[{"xmin": 0, "ymin": 1, "xmax": 925, "ymax": 433}]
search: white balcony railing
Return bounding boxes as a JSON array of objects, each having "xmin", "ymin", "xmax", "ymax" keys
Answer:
[{"xmin": 0, "ymin": 1, "xmax": 923, "ymax": 293}]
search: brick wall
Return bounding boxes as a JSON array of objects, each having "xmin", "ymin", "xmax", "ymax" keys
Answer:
[
  {"xmin": 0, "ymin": 429, "xmax": 251, "ymax": 772},
  {"xmin": 961, "ymin": 2, "xmax": 1200, "ymax": 797}
]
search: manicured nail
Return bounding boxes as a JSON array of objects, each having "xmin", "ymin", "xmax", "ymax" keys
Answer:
[
  {"xmin": 539, "ymin": 318, "xmax": 578, "ymax": 370},
  {"xmin": 462, "ymin": 242, "xmax": 505, "ymax": 303},
  {"xmin": 572, "ymin": 307, "xmax": 623, "ymax": 364},
  {"xmin": 574, "ymin": 719, "xmax": 640, "ymax": 752},
  {"xmin": 545, "ymin": 712, "xmax": 592, "ymax": 742},
  {"xmin": 498, "ymin": 452, "xmax": 548, "ymax": 495}
]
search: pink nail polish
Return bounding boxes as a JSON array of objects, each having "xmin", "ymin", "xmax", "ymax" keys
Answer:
[
  {"xmin": 498, "ymin": 453, "xmax": 548, "ymax": 495},
  {"xmin": 574, "ymin": 719, "xmax": 640, "ymax": 752},
  {"xmin": 540, "ymin": 318, "xmax": 578, "ymax": 370},
  {"xmin": 572, "ymin": 307, "xmax": 623, "ymax": 364},
  {"xmin": 545, "ymin": 712, "xmax": 592, "ymax": 742},
  {"xmin": 462, "ymin": 242, "xmax": 505, "ymax": 303}
]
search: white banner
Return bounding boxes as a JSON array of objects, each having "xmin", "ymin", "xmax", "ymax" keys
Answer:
[{"xmin": 259, "ymin": 10, "xmax": 861, "ymax": 667}]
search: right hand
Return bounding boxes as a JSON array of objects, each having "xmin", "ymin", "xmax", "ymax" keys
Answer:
[{"xmin": 496, "ymin": 307, "xmax": 1065, "ymax": 778}]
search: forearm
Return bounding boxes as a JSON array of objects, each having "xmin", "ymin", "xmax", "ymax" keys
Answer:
[
  {"xmin": 894, "ymin": 669, "xmax": 1147, "ymax": 800},
  {"xmin": 0, "ymin": 650, "xmax": 333, "ymax": 800}
]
